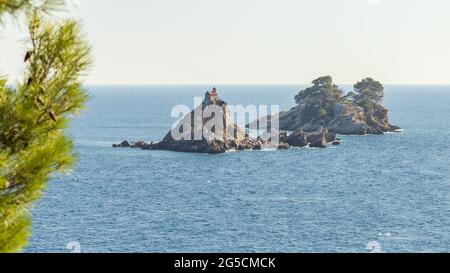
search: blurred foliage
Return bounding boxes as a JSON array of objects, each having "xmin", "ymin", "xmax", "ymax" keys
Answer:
[
  {"xmin": 0, "ymin": 0, "xmax": 65, "ymax": 21},
  {"xmin": 0, "ymin": 1, "xmax": 91, "ymax": 252}
]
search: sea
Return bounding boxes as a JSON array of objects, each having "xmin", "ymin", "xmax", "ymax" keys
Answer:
[{"xmin": 25, "ymin": 85, "xmax": 450, "ymax": 253}]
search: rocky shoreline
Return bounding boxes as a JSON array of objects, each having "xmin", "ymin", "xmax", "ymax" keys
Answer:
[{"xmin": 113, "ymin": 127, "xmax": 341, "ymax": 154}]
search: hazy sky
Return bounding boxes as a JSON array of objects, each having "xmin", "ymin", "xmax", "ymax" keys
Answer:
[{"xmin": 1, "ymin": 0, "xmax": 449, "ymax": 84}]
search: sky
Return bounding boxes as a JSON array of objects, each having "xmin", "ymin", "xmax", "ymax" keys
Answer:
[{"xmin": 0, "ymin": 0, "xmax": 449, "ymax": 85}]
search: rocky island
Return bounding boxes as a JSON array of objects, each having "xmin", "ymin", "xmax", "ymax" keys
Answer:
[
  {"xmin": 114, "ymin": 76, "xmax": 400, "ymax": 154},
  {"xmin": 114, "ymin": 87, "xmax": 339, "ymax": 154},
  {"xmin": 249, "ymin": 76, "xmax": 401, "ymax": 135}
]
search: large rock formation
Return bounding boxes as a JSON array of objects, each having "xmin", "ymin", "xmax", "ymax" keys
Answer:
[
  {"xmin": 114, "ymin": 89, "xmax": 338, "ymax": 153},
  {"xmin": 248, "ymin": 76, "xmax": 401, "ymax": 135},
  {"xmin": 273, "ymin": 101, "xmax": 400, "ymax": 135},
  {"xmin": 145, "ymin": 91, "xmax": 253, "ymax": 154}
]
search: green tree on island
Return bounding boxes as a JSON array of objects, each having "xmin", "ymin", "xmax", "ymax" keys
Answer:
[
  {"xmin": 295, "ymin": 76, "xmax": 387, "ymax": 123},
  {"xmin": 351, "ymin": 77, "xmax": 385, "ymax": 112},
  {"xmin": 0, "ymin": 0, "xmax": 91, "ymax": 252},
  {"xmin": 294, "ymin": 75, "xmax": 343, "ymax": 121}
]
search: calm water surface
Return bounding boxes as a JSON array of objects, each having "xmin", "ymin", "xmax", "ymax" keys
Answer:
[{"xmin": 26, "ymin": 85, "xmax": 450, "ymax": 253}]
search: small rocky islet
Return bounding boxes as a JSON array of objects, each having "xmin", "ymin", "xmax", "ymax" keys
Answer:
[{"xmin": 114, "ymin": 76, "xmax": 400, "ymax": 154}]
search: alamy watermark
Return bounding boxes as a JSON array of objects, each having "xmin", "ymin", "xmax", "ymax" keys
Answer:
[
  {"xmin": 366, "ymin": 241, "xmax": 383, "ymax": 253},
  {"xmin": 170, "ymin": 96, "xmax": 280, "ymax": 145},
  {"xmin": 67, "ymin": 241, "xmax": 82, "ymax": 253}
]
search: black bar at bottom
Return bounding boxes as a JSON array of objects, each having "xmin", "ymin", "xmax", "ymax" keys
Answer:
[{"xmin": 0, "ymin": 253, "xmax": 446, "ymax": 272}]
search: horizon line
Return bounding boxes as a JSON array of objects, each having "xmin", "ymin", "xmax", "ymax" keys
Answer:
[{"xmin": 83, "ymin": 82, "xmax": 450, "ymax": 86}]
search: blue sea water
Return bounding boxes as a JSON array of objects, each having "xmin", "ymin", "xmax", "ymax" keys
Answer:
[{"xmin": 26, "ymin": 85, "xmax": 450, "ymax": 253}]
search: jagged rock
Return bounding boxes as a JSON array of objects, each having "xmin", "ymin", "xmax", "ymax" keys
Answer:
[
  {"xmin": 256, "ymin": 136, "xmax": 267, "ymax": 145},
  {"xmin": 277, "ymin": 142, "xmax": 290, "ymax": 149},
  {"xmin": 113, "ymin": 140, "xmax": 131, "ymax": 148},
  {"xmin": 307, "ymin": 132, "xmax": 323, "ymax": 145},
  {"xmin": 253, "ymin": 141, "xmax": 262, "ymax": 150},
  {"xmin": 145, "ymin": 91, "xmax": 242, "ymax": 154},
  {"xmin": 133, "ymin": 141, "xmax": 148, "ymax": 148},
  {"xmin": 229, "ymin": 140, "xmax": 238, "ymax": 149},
  {"xmin": 319, "ymin": 128, "xmax": 335, "ymax": 142},
  {"xmin": 309, "ymin": 133, "xmax": 327, "ymax": 148},
  {"xmin": 130, "ymin": 90, "xmax": 262, "ymax": 154},
  {"xmin": 332, "ymin": 141, "xmax": 341, "ymax": 146},
  {"xmin": 286, "ymin": 129, "xmax": 308, "ymax": 147},
  {"xmin": 279, "ymin": 131, "xmax": 288, "ymax": 143},
  {"xmin": 236, "ymin": 144, "xmax": 245, "ymax": 151}
]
